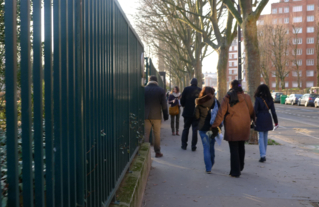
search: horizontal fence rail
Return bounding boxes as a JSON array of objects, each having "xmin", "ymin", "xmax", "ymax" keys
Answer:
[{"xmin": 2, "ymin": 0, "xmax": 145, "ymax": 206}]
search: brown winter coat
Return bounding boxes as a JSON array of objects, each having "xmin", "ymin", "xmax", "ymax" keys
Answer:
[{"xmin": 212, "ymin": 93, "xmax": 255, "ymax": 142}]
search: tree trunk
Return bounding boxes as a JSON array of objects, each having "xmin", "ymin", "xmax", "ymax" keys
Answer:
[
  {"xmin": 194, "ymin": 61, "xmax": 202, "ymax": 86},
  {"xmin": 242, "ymin": 19, "xmax": 260, "ymax": 100},
  {"xmin": 281, "ymin": 78, "xmax": 285, "ymax": 89},
  {"xmin": 216, "ymin": 47, "xmax": 229, "ymax": 101},
  {"xmin": 242, "ymin": 17, "xmax": 260, "ymax": 144},
  {"xmin": 317, "ymin": 65, "xmax": 319, "ymax": 86}
]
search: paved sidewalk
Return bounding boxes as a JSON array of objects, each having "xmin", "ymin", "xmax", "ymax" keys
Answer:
[{"xmin": 142, "ymin": 119, "xmax": 319, "ymax": 207}]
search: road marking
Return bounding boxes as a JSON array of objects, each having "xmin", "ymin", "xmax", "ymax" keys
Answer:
[
  {"xmin": 279, "ymin": 125, "xmax": 319, "ymax": 140},
  {"xmin": 279, "ymin": 117, "xmax": 319, "ymax": 127}
]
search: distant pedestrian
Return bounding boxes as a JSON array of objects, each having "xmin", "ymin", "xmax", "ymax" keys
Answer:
[
  {"xmin": 195, "ymin": 86, "xmax": 220, "ymax": 174},
  {"xmin": 211, "ymin": 80, "xmax": 255, "ymax": 178},
  {"xmin": 144, "ymin": 75, "xmax": 169, "ymax": 158},
  {"xmin": 168, "ymin": 86, "xmax": 181, "ymax": 136},
  {"xmin": 180, "ymin": 78, "xmax": 201, "ymax": 151},
  {"xmin": 254, "ymin": 84, "xmax": 278, "ymax": 163}
]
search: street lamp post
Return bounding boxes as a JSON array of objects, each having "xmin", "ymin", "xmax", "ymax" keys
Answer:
[{"xmin": 237, "ymin": 4, "xmax": 242, "ymax": 83}]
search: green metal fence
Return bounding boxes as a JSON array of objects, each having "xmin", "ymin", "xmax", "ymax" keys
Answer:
[
  {"xmin": 2, "ymin": 0, "xmax": 144, "ymax": 206},
  {"xmin": 145, "ymin": 58, "xmax": 165, "ymax": 89}
]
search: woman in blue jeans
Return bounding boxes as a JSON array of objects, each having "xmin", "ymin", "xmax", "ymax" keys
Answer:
[
  {"xmin": 254, "ymin": 84, "xmax": 278, "ymax": 163},
  {"xmin": 195, "ymin": 87, "xmax": 220, "ymax": 173}
]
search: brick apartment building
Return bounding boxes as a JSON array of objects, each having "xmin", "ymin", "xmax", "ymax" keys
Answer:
[{"xmin": 227, "ymin": 0, "xmax": 319, "ymax": 90}]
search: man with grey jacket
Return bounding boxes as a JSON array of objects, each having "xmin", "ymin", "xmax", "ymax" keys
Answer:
[{"xmin": 144, "ymin": 75, "xmax": 169, "ymax": 158}]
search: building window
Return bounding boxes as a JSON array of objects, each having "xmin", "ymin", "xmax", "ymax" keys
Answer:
[
  {"xmin": 229, "ymin": 62, "xmax": 232, "ymax": 66},
  {"xmin": 272, "ymin": 19, "xmax": 277, "ymax": 24},
  {"xmin": 306, "ymin": 59, "xmax": 314, "ymax": 66},
  {"xmin": 307, "ymin": 38, "xmax": 314, "ymax": 44},
  {"xmin": 293, "ymin": 6, "xmax": 302, "ymax": 12},
  {"xmin": 293, "ymin": 17, "xmax": 302, "ymax": 23},
  {"xmin": 292, "ymin": 71, "xmax": 302, "ymax": 77},
  {"xmin": 306, "ymin": 48, "xmax": 314, "ymax": 55},
  {"xmin": 284, "ymin": 7, "xmax": 289, "ymax": 13},
  {"xmin": 293, "ymin": 60, "xmax": 302, "ymax": 66},
  {"xmin": 284, "ymin": 0, "xmax": 289, "ymax": 2},
  {"xmin": 285, "ymin": 82, "xmax": 289, "ymax": 88},
  {"xmin": 307, "ymin": 27, "xmax": 314, "ymax": 33},
  {"xmin": 293, "ymin": 27, "xmax": 302, "ymax": 34},
  {"xmin": 293, "ymin": 38, "xmax": 302, "ymax": 44},
  {"xmin": 272, "ymin": 72, "xmax": 276, "ymax": 77},
  {"xmin": 292, "ymin": 81, "xmax": 302, "ymax": 88},
  {"xmin": 234, "ymin": 53, "xmax": 237, "ymax": 58},
  {"xmin": 272, "ymin": 8, "xmax": 277, "ymax": 14},
  {"xmin": 306, "ymin": 82, "xmax": 314, "ymax": 88},
  {"xmin": 307, "ymin": 16, "xmax": 314, "ymax": 22},
  {"xmin": 279, "ymin": 8, "xmax": 283, "ymax": 13},
  {"xmin": 229, "ymin": 54, "xmax": 232, "ymax": 59},
  {"xmin": 307, "ymin": 5, "xmax": 314, "ymax": 11},
  {"xmin": 292, "ymin": 49, "xmax": 302, "ymax": 55},
  {"xmin": 284, "ymin": 18, "xmax": 289, "ymax": 24},
  {"xmin": 234, "ymin": 46, "xmax": 237, "ymax": 51},
  {"xmin": 306, "ymin": 70, "xmax": 314, "ymax": 77},
  {"xmin": 272, "ymin": 82, "xmax": 276, "ymax": 88}
]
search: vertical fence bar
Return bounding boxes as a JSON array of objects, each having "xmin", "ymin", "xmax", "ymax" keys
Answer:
[
  {"xmin": 33, "ymin": 0, "xmax": 45, "ymax": 205},
  {"xmin": 4, "ymin": 0, "xmax": 19, "ymax": 206},
  {"xmin": 20, "ymin": 0, "xmax": 33, "ymax": 206},
  {"xmin": 75, "ymin": 0, "xmax": 85, "ymax": 205},
  {"xmin": 68, "ymin": 0, "xmax": 77, "ymax": 206},
  {"xmin": 53, "ymin": 0, "xmax": 63, "ymax": 205},
  {"xmin": 44, "ymin": 0, "xmax": 55, "ymax": 205}
]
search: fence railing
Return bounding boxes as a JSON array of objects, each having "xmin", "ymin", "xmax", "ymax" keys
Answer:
[
  {"xmin": 2, "ymin": 0, "xmax": 144, "ymax": 206},
  {"xmin": 145, "ymin": 58, "xmax": 165, "ymax": 89}
]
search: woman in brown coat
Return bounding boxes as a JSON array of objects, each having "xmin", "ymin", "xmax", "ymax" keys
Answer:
[{"xmin": 211, "ymin": 80, "xmax": 255, "ymax": 177}]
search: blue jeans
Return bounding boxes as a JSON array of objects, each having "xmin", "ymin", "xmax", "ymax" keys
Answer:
[
  {"xmin": 258, "ymin": 131, "xmax": 268, "ymax": 158},
  {"xmin": 199, "ymin": 131, "xmax": 215, "ymax": 172}
]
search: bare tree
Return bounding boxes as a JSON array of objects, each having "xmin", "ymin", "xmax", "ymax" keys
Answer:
[
  {"xmin": 316, "ymin": 21, "xmax": 319, "ymax": 86},
  {"xmin": 257, "ymin": 25, "xmax": 272, "ymax": 86},
  {"xmin": 223, "ymin": 0, "xmax": 269, "ymax": 100},
  {"xmin": 291, "ymin": 25, "xmax": 302, "ymax": 89},
  {"xmin": 162, "ymin": 0, "xmax": 237, "ymax": 100},
  {"xmin": 268, "ymin": 25, "xmax": 291, "ymax": 90}
]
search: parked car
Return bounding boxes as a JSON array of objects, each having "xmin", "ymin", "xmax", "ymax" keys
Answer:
[
  {"xmin": 272, "ymin": 92, "xmax": 284, "ymax": 103},
  {"xmin": 285, "ymin": 94, "xmax": 303, "ymax": 105},
  {"xmin": 297, "ymin": 94, "xmax": 319, "ymax": 107},
  {"xmin": 314, "ymin": 97, "xmax": 319, "ymax": 108}
]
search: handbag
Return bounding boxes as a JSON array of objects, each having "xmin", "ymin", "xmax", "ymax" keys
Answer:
[
  {"xmin": 169, "ymin": 105, "xmax": 179, "ymax": 116},
  {"xmin": 243, "ymin": 95, "xmax": 255, "ymax": 129}
]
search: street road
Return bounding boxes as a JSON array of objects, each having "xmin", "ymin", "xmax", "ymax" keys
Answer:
[{"xmin": 270, "ymin": 103, "xmax": 319, "ymax": 154}]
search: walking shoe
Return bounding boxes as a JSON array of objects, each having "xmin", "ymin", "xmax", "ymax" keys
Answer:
[
  {"xmin": 181, "ymin": 146, "xmax": 187, "ymax": 150},
  {"xmin": 259, "ymin": 157, "xmax": 266, "ymax": 163},
  {"xmin": 155, "ymin": 153, "xmax": 163, "ymax": 158},
  {"xmin": 206, "ymin": 171, "xmax": 212, "ymax": 174},
  {"xmin": 172, "ymin": 132, "xmax": 175, "ymax": 136},
  {"xmin": 192, "ymin": 147, "xmax": 197, "ymax": 151},
  {"xmin": 229, "ymin": 175, "xmax": 240, "ymax": 178},
  {"xmin": 176, "ymin": 131, "xmax": 179, "ymax": 136}
]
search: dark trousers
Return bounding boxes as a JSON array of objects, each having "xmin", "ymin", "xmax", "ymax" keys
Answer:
[
  {"xmin": 228, "ymin": 141, "xmax": 245, "ymax": 177},
  {"xmin": 181, "ymin": 117, "xmax": 198, "ymax": 149},
  {"xmin": 170, "ymin": 113, "xmax": 180, "ymax": 133}
]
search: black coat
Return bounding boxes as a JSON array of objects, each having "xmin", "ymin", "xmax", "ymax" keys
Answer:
[
  {"xmin": 254, "ymin": 97, "xmax": 278, "ymax": 132},
  {"xmin": 144, "ymin": 82, "xmax": 168, "ymax": 120},
  {"xmin": 180, "ymin": 85, "xmax": 201, "ymax": 117}
]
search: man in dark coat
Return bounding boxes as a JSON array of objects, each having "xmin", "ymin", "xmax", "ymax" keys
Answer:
[
  {"xmin": 180, "ymin": 78, "xmax": 201, "ymax": 151},
  {"xmin": 145, "ymin": 75, "xmax": 169, "ymax": 158}
]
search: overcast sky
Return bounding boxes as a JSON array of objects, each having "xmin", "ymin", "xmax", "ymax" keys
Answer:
[{"xmin": 117, "ymin": 0, "xmax": 279, "ymax": 73}]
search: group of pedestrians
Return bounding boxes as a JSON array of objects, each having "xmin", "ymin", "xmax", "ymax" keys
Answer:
[{"xmin": 144, "ymin": 75, "xmax": 278, "ymax": 178}]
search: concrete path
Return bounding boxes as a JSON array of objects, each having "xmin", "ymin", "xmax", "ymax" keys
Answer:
[{"xmin": 142, "ymin": 119, "xmax": 319, "ymax": 207}]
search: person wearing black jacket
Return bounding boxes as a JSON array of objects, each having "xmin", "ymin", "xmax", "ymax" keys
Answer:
[
  {"xmin": 195, "ymin": 87, "xmax": 220, "ymax": 173},
  {"xmin": 144, "ymin": 75, "xmax": 169, "ymax": 158},
  {"xmin": 254, "ymin": 84, "xmax": 278, "ymax": 163},
  {"xmin": 180, "ymin": 78, "xmax": 201, "ymax": 151}
]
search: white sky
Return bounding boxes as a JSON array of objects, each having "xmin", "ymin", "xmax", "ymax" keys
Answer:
[{"xmin": 117, "ymin": 0, "xmax": 279, "ymax": 73}]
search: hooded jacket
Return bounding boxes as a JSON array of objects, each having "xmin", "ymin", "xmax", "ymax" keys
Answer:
[
  {"xmin": 180, "ymin": 78, "xmax": 201, "ymax": 117},
  {"xmin": 195, "ymin": 95, "xmax": 220, "ymax": 131}
]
